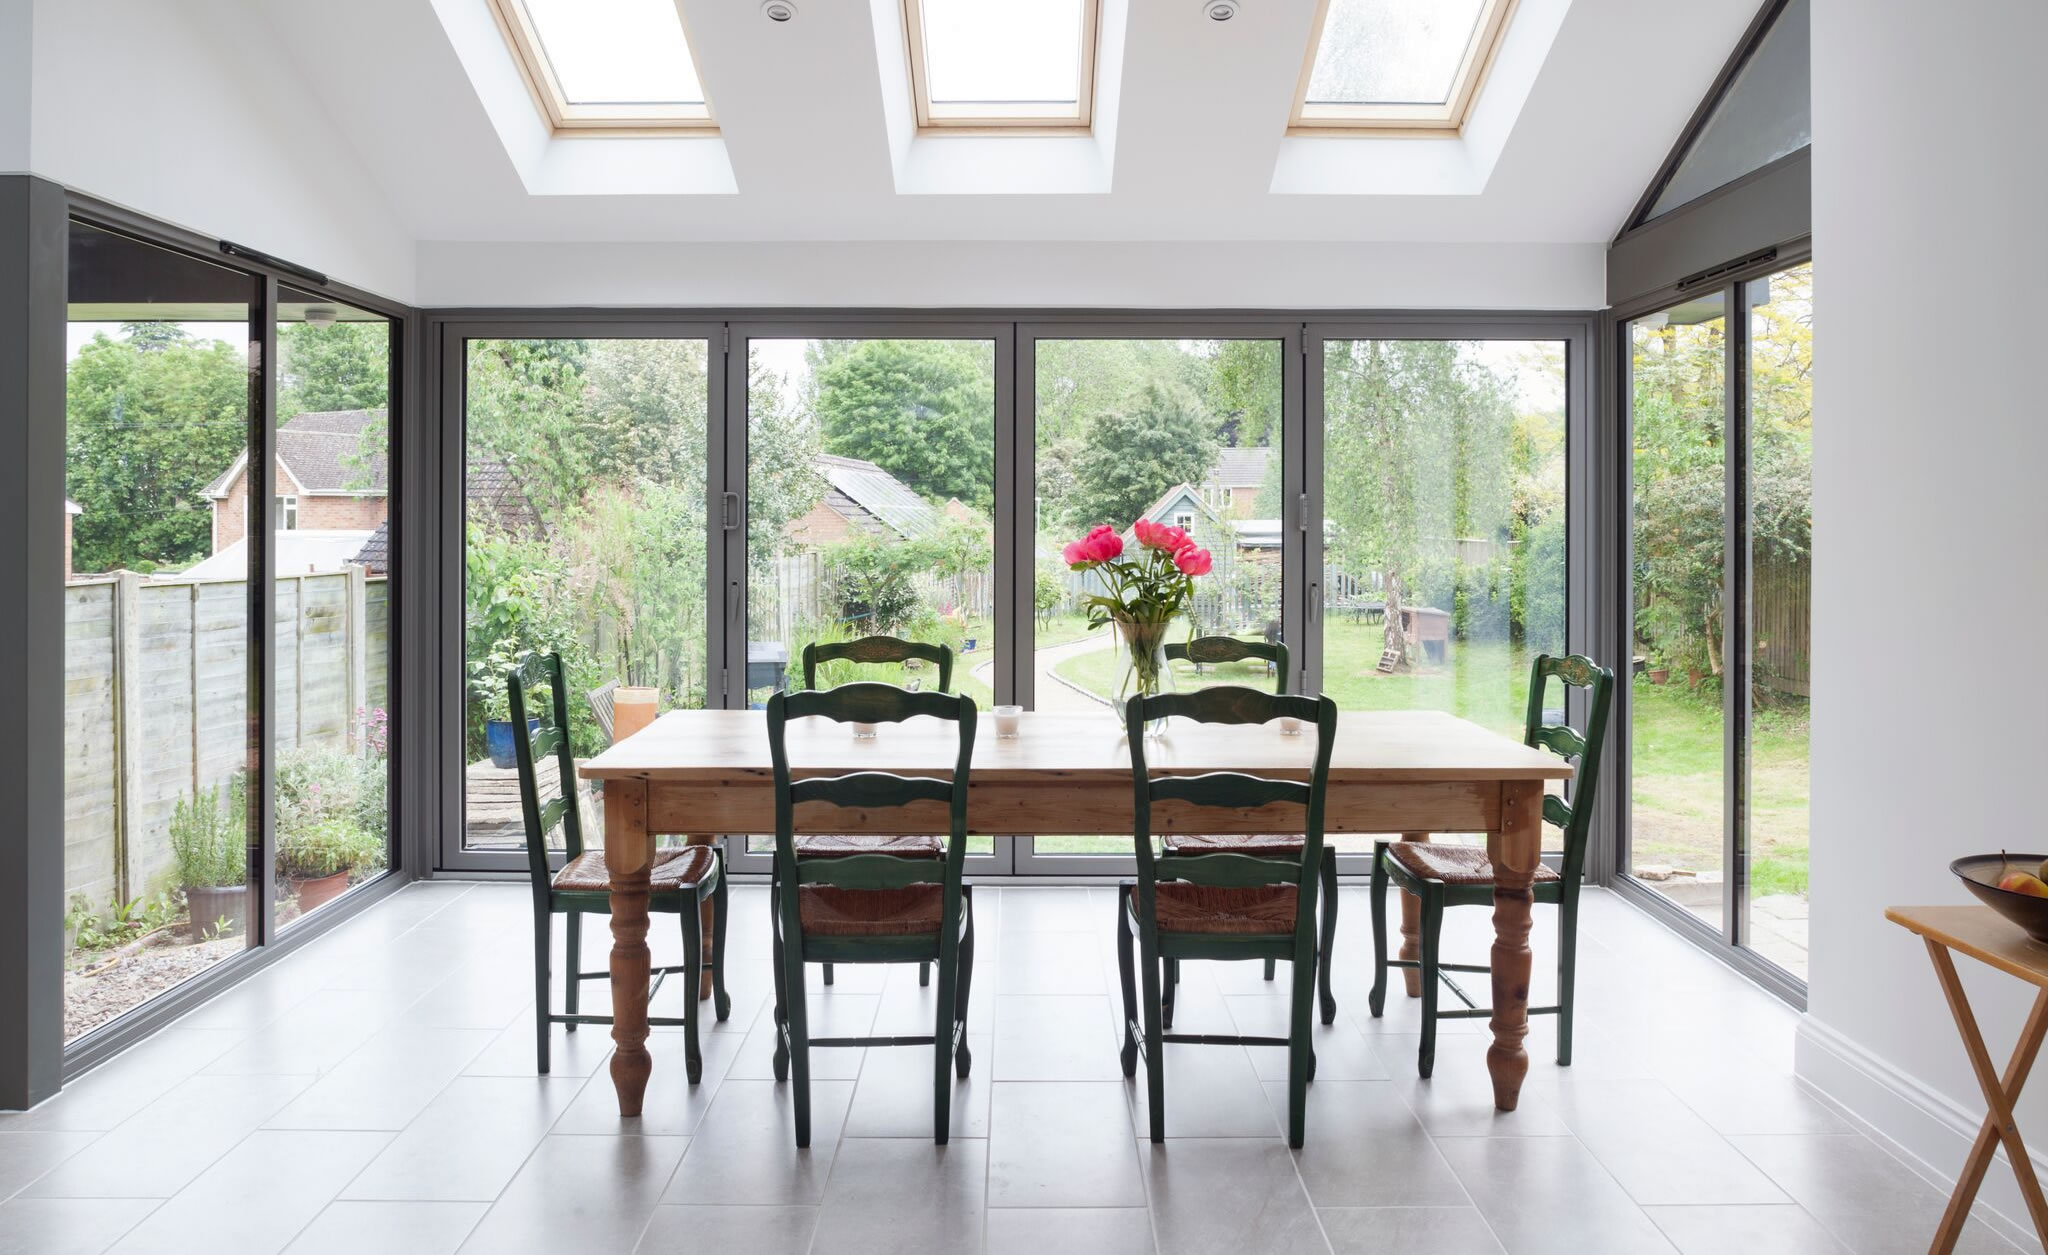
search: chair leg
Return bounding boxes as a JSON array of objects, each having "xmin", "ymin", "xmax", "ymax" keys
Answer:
[
  {"xmin": 1162, "ymin": 946, "xmax": 1178, "ymax": 1029},
  {"xmin": 1368, "ymin": 844, "xmax": 1389, "ymax": 1019},
  {"xmin": 781, "ymin": 920, "xmax": 813, "ymax": 1147},
  {"xmin": 1318, "ymin": 847, "xmax": 1340, "ymax": 1025},
  {"xmin": 1263, "ymin": 958, "xmax": 1277, "ymax": 982},
  {"xmin": 1116, "ymin": 906, "xmax": 1139, "ymax": 1078},
  {"xmin": 1139, "ymin": 938, "xmax": 1167, "ymax": 1143},
  {"xmin": 1286, "ymin": 935, "xmax": 1317, "ymax": 1149},
  {"xmin": 1417, "ymin": 893, "xmax": 1444, "ymax": 1079},
  {"xmin": 934, "ymin": 940, "xmax": 958, "ymax": 1145},
  {"xmin": 710, "ymin": 865, "xmax": 732, "ymax": 1023},
  {"xmin": 681, "ymin": 907, "xmax": 704, "ymax": 1085},
  {"xmin": 1557, "ymin": 893, "xmax": 1579, "ymax": 1067},
  {"xmin": 563, "ymin": 913, "xmax": 581, "ymax": 1032},
  {"xmin": 770, "ymin": 882, "xmax": 790, "ymax": 1084},
  {"xmin": 920, "ymin": 961, "xmax": 931, "ymax": 988},
  {"xmin": 955, "ymin": 890, "xmax": 975, "ymax": 1078},
  {"xmin": 823, "ymin": 962, "xmax": 834, "ymax": 986},
  {"xmin": 532, "ymin": 907, "xmax": 552, "ymax": 1074}
]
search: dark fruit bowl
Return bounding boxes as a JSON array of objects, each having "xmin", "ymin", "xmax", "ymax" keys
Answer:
[{"xmin": 1952, "ymin": 855, "xmax": 2048, "ymax": 943}]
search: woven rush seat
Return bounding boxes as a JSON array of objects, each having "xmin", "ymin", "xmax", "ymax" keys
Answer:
[
  {"xmin": 552, "ymin": 845, "xmax": 715, "ymax": 894},
  {"xmin": 798, "ymin": 884, "xmax": 945, "ymax": 937},
  {"xmin": 1135, "ymin": 882, "xmax": 1299, "ymax": 935},
  {"xmin": 793, "ymin": 833, "xmax": 945, "ymax": 859},
  {"xmin": 1387, "ymin": 841, "xmax": 1560, "ymax": 886},
  {"xmin": 1162, "ymin": 833, "xmax": 1306, "ymax": 855}
]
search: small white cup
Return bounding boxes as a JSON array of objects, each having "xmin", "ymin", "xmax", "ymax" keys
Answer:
[
  {"xmin": 993, "ymin": 705, "xmax": 1023, "ymax": 738},
  {"xmin": 1277, "ymin": 716, "xmax": 1302, "ymax": 736},
  {"xmin": 851, "ymin": 721, "xmax": 878, "ymax": 739}
]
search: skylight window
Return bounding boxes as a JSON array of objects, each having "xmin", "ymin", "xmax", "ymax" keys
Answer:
[
  {"xmin": 489, "ymin": 0, "xmax": 714, "ymax": 134},
  {"xmin": 1292, "ymin": 0, "xmax": 1517, "ymax": 134},
  {"xmin": 903, "ymin": 0, "xmax": 1100, "ymax": 130}
]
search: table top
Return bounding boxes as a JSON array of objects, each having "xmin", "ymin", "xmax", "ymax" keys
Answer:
[
  {"xmin": 580, "ymin": 708, "xmax": 1574, "ymax": 784},
  {"xmin": 1888, "ymin": 905, "xmax": 2048, "ymax": 988}
]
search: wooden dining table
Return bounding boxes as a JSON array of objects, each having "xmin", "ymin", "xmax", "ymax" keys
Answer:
[{"xmin": 579, "ymin": 707, "xmax": 1574, "ymax": 1116}]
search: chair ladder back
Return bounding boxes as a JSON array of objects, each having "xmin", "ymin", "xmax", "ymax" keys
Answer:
[
  {"xmin": 802, "ymin": 636, "xmax": 954, "ymax": 694},
  {"xmin": 1521, "ymin": 653, "xmax": 1615, "ymax": 885},
  {"xmin": 1164, "ymin": 636, "xmax": 1290, "ymax": 694},
  {"xmin": 506, "ymin": 651, "xmax": 584, "ymax": 890}
]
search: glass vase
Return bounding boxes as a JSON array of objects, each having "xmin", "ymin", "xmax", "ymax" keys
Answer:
[{"xmin": 1113, "ymin": 615, "xmax": 1177, "ymax": 737}]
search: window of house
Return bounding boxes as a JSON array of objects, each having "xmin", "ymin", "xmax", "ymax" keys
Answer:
[
  {"xmin": 1291, "ymin": 0, "xmax": 1517, "ymax": 135},
  {"xmin": 274, "ymin": 495, "xmax": 298, "ymax": 531},
  {"xmin": 902, "ymin": 0, "xmax": 1100, "ymax": 130},
  {"xmin": 1173, "ymin": 511, "xmax": 1196, "ymax": 531},
  {"xmin": 487, "ymin": 0, "xmax": 715, "ymax": 134}
]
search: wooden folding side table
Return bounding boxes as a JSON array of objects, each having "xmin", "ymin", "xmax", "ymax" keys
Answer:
[{"xmin": 1887, "ymin": 904, "xmax": 2048, "ymax": 1253}]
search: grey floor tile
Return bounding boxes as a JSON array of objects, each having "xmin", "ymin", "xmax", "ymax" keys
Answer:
[
  {"xmin": 999, "ymin": 887, "xmax": 1100, "ymax": 937},
  {"xmin": 844, "ymin": 1034, "xmax": 992, "ymax": 1139},
  {"xmin": 1128, "ymin": 1043, "xmax": 1278, "ymax": 1139},
  {"xmin": 200, "ymin": 989, "xmax": 410, "ymax": 1076},
  {"xmin": 461, "ymin": 1012, "xmax": 617, "ymax": 1079},
  {"xmin": 725, "ymin": 994, "xmax": 876, "ymax": 1081},
  {"xmin": 998, "ymin": 931, "xmax": 1107, "ymax": 995},
  {"xmin": 458, "ymin": 1134, "xmax": 686, "ymax": 1255},
  {"xmin": 1228, "ymin": 999, "xmax": 1391, "ymax": 1082},
  {"xmin": 265, "ymin": 1026, "xmax": 496, "ymax": 1131},
  {"xmin": 0, "ymin": 1196, "xmax": 159, "ymax": 1255},
  {"xmin": 1265, "ymin": 1081, "xmax": 1469, "ymax": 1208},
  {"xmin": 985, "ymin": 1207, "xmax": 1156, "ymax": 1255},
  {"xmin": 1141, "ymin": 1138, "xmax": 1331, "ymax": 1255},
  {"xmin": 810, "ymin": 1138, "xmax": 986, "ymax": 1255},
  {"xmin": 1665, "ymin": 1070, "xmax": 1852, "ymax": 1137},
  {"xmin": 341, "ymin": 1076, "xmax": 584, "ymax": 1201},
  {"xmin": 633, "ymin": 1204, "xmax": 817, "ymax": 1255},
  {"xmin": 24, "ymin": 1073, "xmax": 310, "ymax": 1197},
  {"xmin": 1644, "ymin": 1203, "xmax": 1852, "ymax": 1255},
  {"xmin": 1434, "ymin": 1135, "xmax": 1678, "ymax": 1255},
  {"xmin": 547, "ymin": 1027, "xmax": 742, "ymax": 1137},
  {"xmin": 283, "ymin": 1201, "xmax": 486, "ymax": 1255},
  {"xmin": 0, "ymin": 1130, "xmax": 100, "ymax": 1199},
  {"xmin": 104, "ymin": 1130, "xmax": 392, "ymax": 1255},
  {"xmin": 1, "ymin": 1030, "xmax": 242, "ymax": 1131},
  {"xmin": 988, "ymin": 1082, "xmax": 1145, "ymax": 1208},
  {"xmin": 1730, "ymin": 1133, "xmax": 2023, "ymax": 1255},
  {"xmin": 661, "ymin": 1079, "xmax": 852, "ymax": 1206},
  {"xmin": 1319, "ymin": 1206, "xmax": 1505, "ymax": 1255},
  {"xmin": 993, "ymin": 996, "xmax": 1122, "ymax": 1081},
  {"xmin": 1555, "ymin": 1079, "xmax": 1788, "ymax": 1206},
  {"xmin": 1366, "ymin": 1048, "xmax": 1572, "ymax": 1138}
]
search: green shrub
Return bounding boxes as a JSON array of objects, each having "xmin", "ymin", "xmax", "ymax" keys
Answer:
[
  {"xmin": 278, "ymin": 816, "xmax": 386, "ymax": 880},
  {"xmin": 169, "ymin": 779, "xmax": 247, "ymax": 888}
]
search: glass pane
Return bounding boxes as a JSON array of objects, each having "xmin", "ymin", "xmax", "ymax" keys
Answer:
[
  {"xmin": 1318, "ymin": 340, "xmax": 1568, "ymax": 857},
  {"xmin": 920, "ymin": 0, "xmax": 1084, "ymax": 116},
  {"xmin": 1745, "ymin": 263, "xmax": 1812, "ymax": 978},
  {"xmin": 462, "ymin": 339, "xmax": 711, "ymax": 854},
  {"xmin": 272, "ymin": 289, "xmax": 393, "ymax": 931},
  {"xmin": 746, "ymin": 338, "xmax": 999, "ymax": 857},
  {"xmin": 1305, "ymin": 0, "xmax": 1487, "ymax": 106},
  {"xmin": 1645, "ymin": 0, "xmax": 1809, "ymax": 220},
  {"xmin": 1629, "ymin": 294, "xmax": 1728, "ymax": 930},
  {"xmin": 63, "ymin": 223, "xmax": 257, "ymax": 1040},
  {"xmin": 520, "ymin": 0, "xmax": 706, "ymax": 106},
  {"xmin": 1031, "ymin": 339, "xmax": 1285, "ymax": 859}
]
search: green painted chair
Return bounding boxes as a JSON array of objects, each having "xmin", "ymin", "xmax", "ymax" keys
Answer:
[
  {"xmin": 767, "ymin": 681, "xmax": 978, "ymax": 1147},
  {"xmin": 1367, "ymin": 652, "xmax": 1614, "ymax": 1077},
  {"xmin": 508, "ymin": 652, "xmax": 730, "ymax": 1081},
  {"xmin": 1157, "ymin": 637, "xmax": 1338, "ymax": 1026},
  {"xmin": 798, "ymin": 636, "xmax": 955, "ymax": 988},
  {"xmin": 1117, "ymin": 685, "xmax": 1338, "ymax": 1149}
]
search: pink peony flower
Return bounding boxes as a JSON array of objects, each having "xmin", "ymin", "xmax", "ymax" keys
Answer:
[
  {"xmin": 1062, "ymin": 539, "xmax": 1090, "ymax": 567},
  {"xmin": 1173, "ymin": 545, "xmax": 1213, "ymax": 577},
  {"xmin": 1133, "ymin": 518, "xmax": 1161, "ymax": 549},
  {"xmin": 1064, "ymin": 525, "xmax": 1125, "ymax": 568}
]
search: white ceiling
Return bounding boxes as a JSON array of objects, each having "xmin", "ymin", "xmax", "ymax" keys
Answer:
[{"xmin": 253, "ymin": 0, "xmax": 1758, "ymax": 248}]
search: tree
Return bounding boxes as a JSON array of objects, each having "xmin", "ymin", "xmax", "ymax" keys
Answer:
[
  {"xmin": 464, "ymin": 339, "xmax": 592, "ymax": 522},
  {"xmin": 582, "ymin": 338, "xmax": 710, "ymax": 491},
  {"xmin": 66, "ymin": 328, "xmax": 251, "ymax": 573},
  {"xmin": 814, "ymin": 339, "xmax": 995, "ymax": 509},
  {"xmin": 1061, "ymin": 379, "xmax": 1220, "ymax": 530},
  {"xmin": 279, "ymin": 321, "xmax": 389, "ymax": 419}
]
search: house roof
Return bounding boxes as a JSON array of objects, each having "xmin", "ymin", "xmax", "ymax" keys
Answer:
[
  {"xmin": 466, "ymin": 455, "xmax": 542, "ymax": 538},
  {"xmin": 203, "ymin": 408, "xmax": 389, "ymax": 498},
  {"xmin": 1207, "ymin": 446, "xmax": 1269, "ymax": 490},
  {"xmin": 351, "ymin": 520, "xmax": 389, "ymax": 573},
  {"xmin": 816, "ymin": 454, "xmax": 940, "ymax": 542},
  {"xmin": 184, "ymin": 529, "xmax": 376, "ymax": 579}
]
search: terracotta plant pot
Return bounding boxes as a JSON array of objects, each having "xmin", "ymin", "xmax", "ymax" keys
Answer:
[
  {"xmin": 183, "ymin": 883, "xmax": 248, "ymax": 941},
  {"xmin": 289, "ymin": 870, "xmax": 352, "ymax": 914},
  {"xmin": 613, "ymin": 686, "xmax": 660, "ymax": 742},
  {"xmin": 1647, "ymin": 667, "xmax": 1670, "ymax": 685}
]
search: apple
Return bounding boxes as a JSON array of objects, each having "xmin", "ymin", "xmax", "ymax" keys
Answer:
[{"xmin": 1999, "ymin": 871, "xmax": 2048, "ymax": 898}]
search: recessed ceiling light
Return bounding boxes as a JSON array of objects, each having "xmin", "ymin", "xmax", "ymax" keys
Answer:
[
  {"xmin": 1203, "ymin": 0, "xmax": 1239, "ymax": 20},
  {"xmin": 761, "ymin": 0, "xmax": 797, "ymax": 21}
]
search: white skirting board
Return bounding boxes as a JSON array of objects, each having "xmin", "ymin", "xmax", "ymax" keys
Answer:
[{"xmin": 1796, "ymin": 1015, "xmax": 2042, "ymax": 1251}]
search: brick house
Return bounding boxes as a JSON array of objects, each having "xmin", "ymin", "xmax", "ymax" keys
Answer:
[
  {"xmin": 783, "ymin": 453, "xmax": 945, "ymax": 548},
  {"xmin": 203, "ymin": 409, "xmax": 388, "ymax": 552}
]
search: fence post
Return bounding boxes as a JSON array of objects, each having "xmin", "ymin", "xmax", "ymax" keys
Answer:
[
  {"xmin": 112, "ymin": 570, "xmax": 141, "ymax": 907},
  {"xmin": 346, "ymin": 564, "xmax": 368, "ymax": 756}
]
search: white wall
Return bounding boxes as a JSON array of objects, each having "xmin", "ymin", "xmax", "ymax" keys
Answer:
[
  {"xmin": 25, "ymin": 0, "xmax": 413, "ymax": 301},
  {"xmin": 1799, "ymin": 0, "xmax": 2048, "ymax": 1235},
  {"xmin": 415, "ymin": 240, "xmax": 1606, "ymax": 310},
  {"xmin": 0, "ymin": 0, "xmax": 30, "ymax": 173}
]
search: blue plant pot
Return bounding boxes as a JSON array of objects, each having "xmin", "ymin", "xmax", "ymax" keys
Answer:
[{"xmin": 485, "ymin": 718, "xmax": 540, "ymax": 769}]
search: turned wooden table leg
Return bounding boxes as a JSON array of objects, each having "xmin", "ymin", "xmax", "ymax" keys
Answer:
[
  {"xmin": 685, "ymin": 834, "xmax": 718, "ymax": 1000},
  {"xmin": 604, "ymin": 778, "xmax": 654, "ymax": 1117},
  {"xmin": 1398, "ymin": 832, "xmax": 1431, "ymax": 998},
  {"xmin": 1486, "ymin": 782, "xmax": 1543, "ymax": 1112}
]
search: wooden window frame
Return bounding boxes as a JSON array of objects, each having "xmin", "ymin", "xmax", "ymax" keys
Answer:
[
  {"xmin": 901, "ymin": 0, "xmax": 1101, "ymax": 133},
  {"xmin": 486, "ymin": 0, "xmax": 717, "ymax": 137},
  {"xmin": 1288, "ymin": 0, "xmax": 1518, "ymax": 137}
]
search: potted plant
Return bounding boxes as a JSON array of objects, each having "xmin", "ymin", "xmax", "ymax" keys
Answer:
[
  {"xmin": 468, "ymin": 638, "xmax": 537, "ymax": 768},
  {"xmin": 1061, "ymin": 519, "xmax": 1213, "ymax": 736},
  {"xmin": 279, "ymin": 816, "xmax": 384, "ymax": 913},
  {"xmin": 169, "ymin": 779, "xmax": 248, "ymax": 940}
]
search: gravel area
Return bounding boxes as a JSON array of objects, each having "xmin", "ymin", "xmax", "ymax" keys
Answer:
[{"xmin": 65, "ymin": 932, "xmax": 242, "ymax": 1040}]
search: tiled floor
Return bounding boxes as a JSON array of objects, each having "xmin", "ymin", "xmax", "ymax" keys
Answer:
[{"xmin": 0, "ymin": 881, "xmax": 2022, "ymax": 1255}]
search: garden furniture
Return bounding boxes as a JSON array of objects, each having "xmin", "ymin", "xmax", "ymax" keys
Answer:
[
  {"xmin": 765, "ymin": 682, "xmax": 978, "ymax": 1146},
  {"xmin": 587, "ymin": 679, "xmax": 617, "ymax": 743},
  {"xmin": 1368, "ymin": 653, "xmax": 1612, "ymax": 1077},
  {"xmin": 1117, "ymin": 685, "xmax": 1337, "ymax": 1148},
  {"xmin": 508, "ymin": 652, "xmax": 730, "ymax": 1079}
]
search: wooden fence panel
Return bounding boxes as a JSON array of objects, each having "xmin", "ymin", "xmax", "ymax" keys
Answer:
[
  {"xmin": 1754, "ymin": 555, "xmax": 1811, "ymax": 697},
  {"xmin": 366, "ymin": 580, "xmax": 389, "ymax": 712},
  {"xmin": 63, "ymin": 585, "xmax": 118, "ymax": 909}
]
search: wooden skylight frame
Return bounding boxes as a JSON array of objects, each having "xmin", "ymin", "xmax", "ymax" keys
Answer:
[
  {"xmin": 487, "ymin": 0, "xmax": 717, "ymax": 137},
  {"xmin": 1289, "ymin": 0, "xmax": 1519, "ymax": 137},
  {"xmin": 901, "ymin": 0, "xmax": 1102, "ymax": 133}
]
